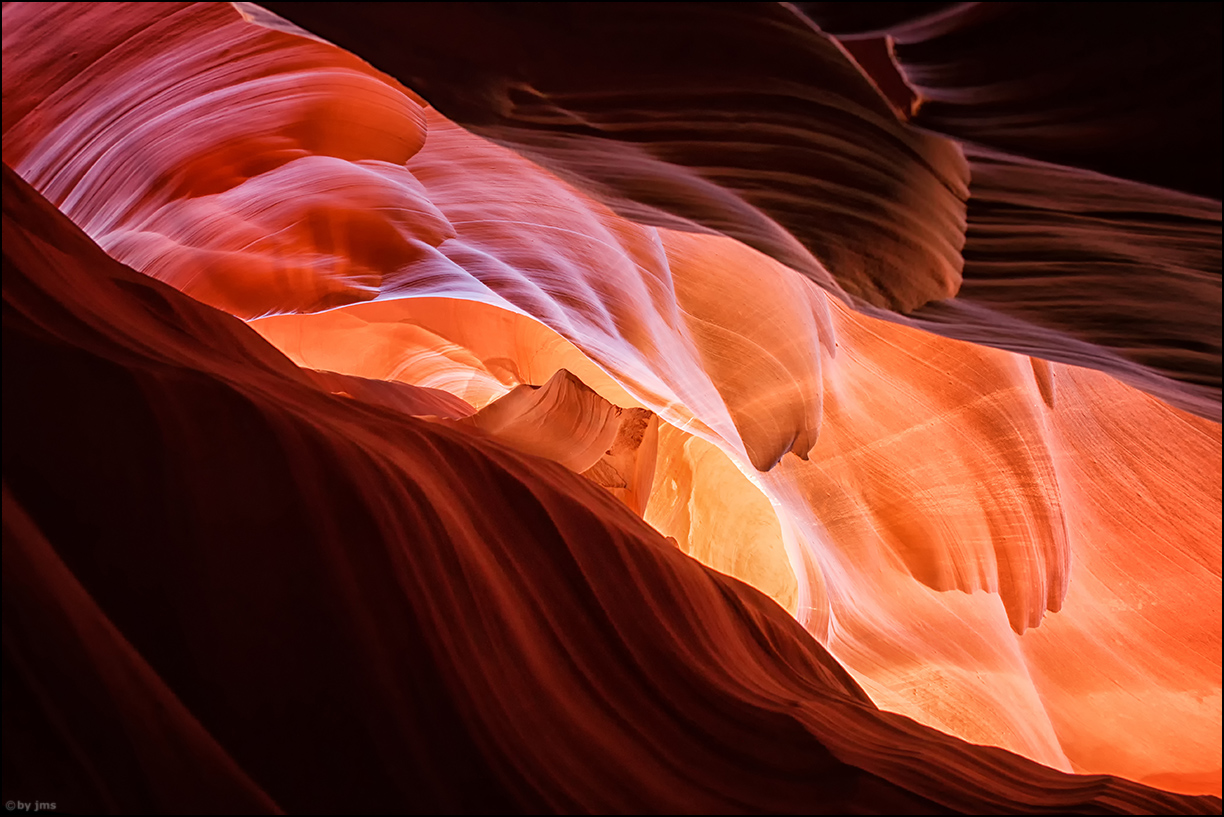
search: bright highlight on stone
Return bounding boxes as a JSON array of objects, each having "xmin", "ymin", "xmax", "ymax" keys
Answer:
[{"xmin": 3, "ymin": 2, "xmax": 1220, "ymax": 812}]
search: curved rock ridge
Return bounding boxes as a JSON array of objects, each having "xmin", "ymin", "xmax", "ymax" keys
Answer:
[
  {"xmin": 6, "ymin": 158, "xmax": 1221, "ymax": 815},
  {"xmin": 2, "ymin": 2, "xmax": 433, "ymax": 315},
  {"xmin": 306, "ymin": 368, "xmax": 476, "ymax": 420},
  {"xmin": 248, "ymin": 0, "xmax": 1220, "ymax": 422},
  {"xmin": 462, "ymin": 368, "xmax": 625, "ymax": 475},
  {"xmin": 801, "ymin": 4, "xmax": 1222, "ymax": 420},
  {"xmin": 825, "ymin": 2, "xmax": 1221, "ymax": 201},
  {"xmin": 906, "ymin": 146, "xmax": 1221, "ymax": 424},
  {"xmin": 2, "ymin": 0, "xmax": 825, "ymax": 469},
  {"xmin": 249, "ymin": 1, "xmax": 973, "ymax": 315},
  {"xmin": 251, "ymin": 297, "xmax": 645, "ymax": 413}
]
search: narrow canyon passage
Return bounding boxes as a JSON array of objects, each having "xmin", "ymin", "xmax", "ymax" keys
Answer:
[{"xmin": 3, "ymin": 2, "xmax": 1220, "ymax": 813}]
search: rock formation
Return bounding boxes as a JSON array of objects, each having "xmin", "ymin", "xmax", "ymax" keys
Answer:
[{"xmin": 3, "ymin": 2, "xmax": 1220, "ymax": 812}]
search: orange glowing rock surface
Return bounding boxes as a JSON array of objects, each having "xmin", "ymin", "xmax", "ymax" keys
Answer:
[
  {"xmin": 3, "ymin": 1, "xmax": 1220, "ymax": 812},
  {"xmin": 462, "ymin": 369, "xmax": 624, "ymax": 475}
]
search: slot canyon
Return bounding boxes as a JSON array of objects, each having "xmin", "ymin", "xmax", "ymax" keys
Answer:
[{"xmin": 2, "ymin": 3, "xmax": 1221, "ymax": 813}]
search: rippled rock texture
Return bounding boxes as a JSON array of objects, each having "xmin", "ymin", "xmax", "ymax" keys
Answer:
[{"xmin": 3, "ymin": 2, "xmax": 1221, "ymax": 813}]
